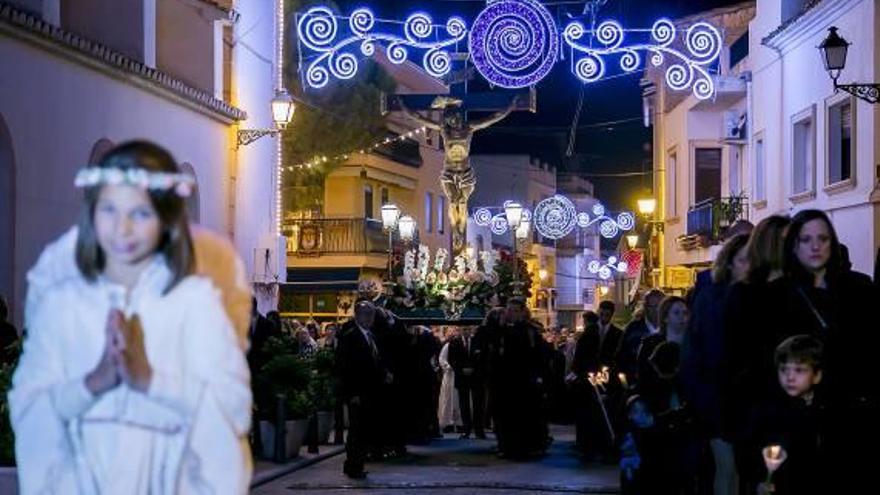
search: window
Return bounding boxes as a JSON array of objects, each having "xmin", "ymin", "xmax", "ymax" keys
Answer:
[
  {"xmin": 729, "ymin": 146, "xmax": 742, "ymax": 195},
  {"xmin": 438, "ymin": 195, "xmax": 446, "ymax": 234},
  {"xmin": 425, "ymin": 192, "xmax": 433, "ymax": 232},
  {"xmin": 694, "ymin": 147, "xmax": 722, "ymax": 204},
  {"xmin": 754, "ymin": 136, "xmax": 766, "ymax": 202},
  {"xmin": 380, "ymin": 187, "xmax": 389, "ymax": 205},
  {"xmin": 827, "ymin": 98, "xmax": 853, "ymax": 186},
  {"xmin": 791, "ymin": 107, "xmax": 815, "ymax": 197},
  {"xmin": 364, "ymin": 185, "xmax": 374, "ymax": 219},
  {"xmin": 666, "ymin": 150, "xmax": 677, "ymax": 217}
]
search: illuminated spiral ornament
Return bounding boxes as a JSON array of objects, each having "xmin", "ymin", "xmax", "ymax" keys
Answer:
[
  {"xmin": 349, "ymin": 8, "xmax": 374, "ymax": 35},
  {"xmin": 563, "ymin": 22, "xmax": 586, "ymax": 41},
  {"xmin": 577, "ymin": 212, "xmax": 591, "ymax": 228},
  {"xmin": 306, "ymin": 65, "xmax": 330, "ymax": 89},
  {"xmin": 360, "ymin": 40, "xmax": 375, "ymax": 56},
  {"xmin": 474, "ymin": 208, "xmax": 493, "ymax": 226},
  {"xmin": 592, "ymin": 203, "xmax": 605, "ymax": 217},
  {"xmin": 405, "ymin": 12, "xmax": 434, "ymax": 42},
  {"xmin": 609, "ymin": 256, "xmax": 618, "ymax": 265},
  {"xmin": 522, "ymin": 209, "xmax": 532, "ymax": 222},
  {"xmin": 533, "ymin": 194, "xmax": 577, "ymax": 240},
  {"xmin": 469, "ymin": 0, "xmax": 559, "ymax": 89},
  {"xmin": 600, "ymin": 219, "xmax": 619, "ymax": 239},
  {"xmin": 596, "ymin": 20, "xmax": 624, "ymax": 49},
  {"xmin": 574, "ymin": 54, "xmax": 604, "ymax": 83},
  {"xmin": 650, "ymin": 51, "xmax": 665, "ymax": 67},
  {"xmin": 330, "ymin": 52, "xmax": 358, "ymax": 80},
  {"xmin": 490, "ymin": 215, "xmax": 509, "ymax": 235},
  {"xmin": 587, "ymin": 260, "xmax": 601, "ymax": 274},
  {"xmin": 620, "ymin": 50, "xmax": 641, "ymax": 72},
  {"xmin": 617, "ymin": 212, "xmax": 635, "ymax": 231},
  {"xmin": 686, "ymin": 22, "xmax": 722, "ymax": 63},
  {"xmin": 297, "ymin": 7, "xmax": 338, "ymax": 51},
  {"xmin": 665, "ymin": 64, "xmax": 693, "ymax": 91},
  {"xmin": 599, "ymin": 265, "xmax": 612, "ymax": 280},
  {"xmin": 447, "ymin": 17, "xmax": 467, "ymax": 38},
  {"xmin": 425, "ymin": 49, "xmax": 452, "ymax": 77},
  {"xmin": 617, "ymin": 261, "xmax": 628, "ymax": 272},
  {"xmin": 387, "ymin": 42, "xmax": 408, "ymax": 64},
  {"xmin": 651, "ymin": 18, "xmax": 676, "ymax": 47},
  {"xmin": 693, "ymin": 76, "xmax": 715, "ymax": 100}
]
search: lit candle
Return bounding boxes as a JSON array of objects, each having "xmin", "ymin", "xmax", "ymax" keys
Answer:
[{"xmin": 768, "ymin": 445, "xmax": 781, "ymax": 460}]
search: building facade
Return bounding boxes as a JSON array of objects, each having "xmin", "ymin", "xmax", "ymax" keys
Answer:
[
  {"xmin": 0, "ymin": 0, "xmax": 279, "ymax": 325},
  {"xmin": 470, "ymin": 154, "xmax": 559, "ymax": 327},
  {"xmin": 646, "ymin": 0, "xmax": 880, "ymax": 289},
  {"xmin": 281, "ymin": 52, "xmax": 453, "ymax": 321},
  {"xmin": 751, "ymin": 0, "xmax": 880, "ymax": 274}
]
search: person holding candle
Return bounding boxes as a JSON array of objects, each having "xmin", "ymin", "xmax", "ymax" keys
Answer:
[{"xmin": 750, "ymin": 335, "xmax": 828, "ymax": 495}]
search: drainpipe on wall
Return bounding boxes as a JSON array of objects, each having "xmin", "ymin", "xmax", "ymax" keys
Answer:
[{"xmin": 743, "ymin": 70, "xmax": 753, "ymax": 216}]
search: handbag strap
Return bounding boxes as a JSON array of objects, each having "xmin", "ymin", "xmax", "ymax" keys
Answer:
[{"xmin": 795, "ymin": 286, "xmax": 830, "ymax": 332}]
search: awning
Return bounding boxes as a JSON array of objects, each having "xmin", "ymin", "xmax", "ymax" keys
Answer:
[{"xmin": 283, "ymin": 267, "xmax": 361, "ymax": 294}]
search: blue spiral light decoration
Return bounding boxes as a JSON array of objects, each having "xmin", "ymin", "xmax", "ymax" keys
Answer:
[
  {"xmin": 563, "ymin": 17, "xmax": 722, "ymax": 100},
  {"xmin": 297, "ymin": 6, "xmax": 467, "ymax": 88},
  {"xmin": 587, "ymin": 257, "xmax": 628, "ymax": 280},
  {"xmin": 296, "ymin": 4, "xmax": 722, "ymax": 99},
  {"xmin": 473, "ymin": 197, "xmax": 633, "ymax": 242},
  {"xmin": 469, "ymin": 0, "xmax": 559, "ymax": 89}
]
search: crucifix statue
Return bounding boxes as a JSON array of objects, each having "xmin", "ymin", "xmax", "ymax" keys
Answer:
[{"xmin": 383, "ymin": 62, "xmax": 536, "ymax": 255}]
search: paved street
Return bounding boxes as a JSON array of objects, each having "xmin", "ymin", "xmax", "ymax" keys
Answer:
[{"xmin": 251, "ymin": 425, "xmax": 619, "ymax": 494}]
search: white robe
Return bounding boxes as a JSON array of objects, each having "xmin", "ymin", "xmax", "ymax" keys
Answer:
[
  {"xmin": 437, "ymin": 342, "xmax": 461, "ymax": 428},
  {"xmin": 9, "ymin": 257, "xmax": 253, "ymax": 494}
]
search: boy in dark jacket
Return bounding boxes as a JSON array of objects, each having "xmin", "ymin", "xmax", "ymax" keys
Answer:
[{"xmin": 752, "ymin": 335, "xmax": 828, "ymax": 495}]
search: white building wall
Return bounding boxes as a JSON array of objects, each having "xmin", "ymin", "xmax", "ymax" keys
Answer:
[
  {"xmin": 751, "ymin": 0, "xmax": 879, "ymax": 274},
  {"xmin": 231, "ymin": 0, "xmax": 277, "ymax": 279},
  {"xmin": 0, "ymin": 36, "xmax": 233, "ymax": 324}
]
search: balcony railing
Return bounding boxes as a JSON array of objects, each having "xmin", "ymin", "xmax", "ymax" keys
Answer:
[
  {"xmin": 680, "ymin": 196, "xmax": 749, "ymax": 250},
  {"xmin": 283, "ymin": 218, "xmax": 389, "ymax": 256}
]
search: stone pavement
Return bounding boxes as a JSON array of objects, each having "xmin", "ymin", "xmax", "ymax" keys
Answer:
[{"xmin": 251, "ymin": 425, "xmax": 620, "ymax": 494}]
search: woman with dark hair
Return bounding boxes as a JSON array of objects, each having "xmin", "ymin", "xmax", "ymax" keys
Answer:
[
  {"xmin": 681, "ymin": 234, "xmax": 750, "ymax": 495},
  {"xmin": 762, "ymin": 210, "xmax": 877, "ymax": 489},
  {"xmin": 10, "ymin": 141, "xmax": 252, "ymax": 493},
  {"xmin": 721, "ymin": 216, "xmax": 792, "ymax": 491}
]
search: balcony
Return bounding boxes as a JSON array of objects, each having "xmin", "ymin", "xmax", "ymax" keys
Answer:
[
  {"xmin": 678, "ymin": 196, "xmax": 749, "ymax": 250},
  {"xmin": 283, "ymin": 218, "xmax": 388, "ymax": 256}
]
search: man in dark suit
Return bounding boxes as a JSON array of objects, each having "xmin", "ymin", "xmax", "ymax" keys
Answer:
[
  {"xmin": 336, "ymin": 301, "xmax": 387, "ymax": 479},
  {"xmin": 619, "ymin": 289, "xmax": 665, "ymax": 387},
  {"xmin": 448, "ymin": 326, "xmax": 487, "ymax": 439}
]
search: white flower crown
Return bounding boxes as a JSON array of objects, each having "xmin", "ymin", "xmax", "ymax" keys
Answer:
[{"xmin": 74, "ymin": 167, "xmax": 196, "ymax": 197}]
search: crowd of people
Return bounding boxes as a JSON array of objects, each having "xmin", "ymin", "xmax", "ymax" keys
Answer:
[
  {"xmin": 4, "ymin": 140, "xmax": 880, "ymax": 494},
  {"xmin": 317, "ymin": 208, "xmax": 880, "ymax": 494}
]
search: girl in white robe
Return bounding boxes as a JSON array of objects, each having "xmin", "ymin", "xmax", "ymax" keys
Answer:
[{"xmin": 9, "ymin": 141, "xmax": 252, "ymax": 494}]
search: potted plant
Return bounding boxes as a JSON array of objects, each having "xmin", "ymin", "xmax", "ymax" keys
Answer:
[
  {"xmin": 253, "ymin": 334, "xmax": 311, "ymax": 459},
  {"xmin": 284, "ymin": 390, "xmax": 313, "ymax": 455},
  {"xmin": 306, "ymin": 348, "xmax": 337, "ymax": 443},
  {"xmin": 0, "ymin": 340, "xmax": 21, "ymax": 493}
]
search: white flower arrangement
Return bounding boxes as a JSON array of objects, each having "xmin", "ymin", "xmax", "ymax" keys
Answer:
[{"xmin": 434, "ymin": 248, "xmax": 449, "ymax": 272}]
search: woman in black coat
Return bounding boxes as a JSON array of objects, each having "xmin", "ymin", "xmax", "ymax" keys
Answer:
[
  {"xmin": 680, "ymin": 234, "xmax": 750, "ymax": 495},
  {"xmin": 756, "ymin": 210, "xmax": 877, "ymax": 489}
]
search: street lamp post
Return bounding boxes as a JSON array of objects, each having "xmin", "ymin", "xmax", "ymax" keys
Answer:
[
  {"xmin": 819, "ymin": 27, "xmax": 880, "ymax": 104},
  {"xmin": 505, "ymin": 202, "xmax": 524, "ymax": 295},
  {"xmin": 381, "ymin": 203, "xmax": 401, "ymax": 289},
  {"xmin": 238, "ymin": 89, "xmax": 296, "ymax": 146},
  {"xmin": 637, "ymin": 196, "xmax": 662, "ymax": 288}
]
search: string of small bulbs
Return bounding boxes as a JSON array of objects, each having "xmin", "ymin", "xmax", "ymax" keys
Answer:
[{"xmin": 283, "ymin": 126, "xmax": 429, "ymax": 172}]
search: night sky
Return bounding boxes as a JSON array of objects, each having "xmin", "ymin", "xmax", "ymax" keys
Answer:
[{"xmin": 329, "ymin": 0, "xmax": 746, "ymax": 210}]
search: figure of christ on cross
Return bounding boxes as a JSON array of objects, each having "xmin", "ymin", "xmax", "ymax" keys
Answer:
[{"xmin": 385, "ymin": 89, "xmax": 535, "ymax": 255}]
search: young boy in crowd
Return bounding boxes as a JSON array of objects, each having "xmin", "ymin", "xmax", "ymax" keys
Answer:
[{"xmin": 753, "ymin": 335, "xmax": 828, "ymax": 495}]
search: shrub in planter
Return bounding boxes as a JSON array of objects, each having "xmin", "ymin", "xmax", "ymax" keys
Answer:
[{"xmin": 0, "ymin": 363, "xmax": 15, "ymax": 466}]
